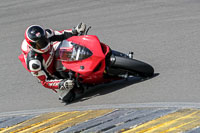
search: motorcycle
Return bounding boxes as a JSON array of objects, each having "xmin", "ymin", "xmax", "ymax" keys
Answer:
[{"xmin": 55, "ymin": 27, "xmax": 154, "ymax": 103}]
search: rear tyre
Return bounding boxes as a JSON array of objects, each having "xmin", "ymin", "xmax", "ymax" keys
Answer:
[{"xmin": 111, "ymin": 55, "xmax": 154, "ymax": 78}]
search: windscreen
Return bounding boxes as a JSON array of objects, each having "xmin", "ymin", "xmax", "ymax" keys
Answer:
[{"xmin": 55, "ymin": 40, "xmax": 92, "ymax": 62}]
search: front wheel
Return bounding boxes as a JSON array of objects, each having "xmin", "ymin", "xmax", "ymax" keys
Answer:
[
  {"xmin": 110, "ymin": 54, "xmax": 154, "ymax": 78},
  {"xmin": 62, "ymin": 90, "xmax": 75, "ymax": 104}
]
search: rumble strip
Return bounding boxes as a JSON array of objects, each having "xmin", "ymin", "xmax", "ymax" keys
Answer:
[{"xmin": 0, "ymin": 108, "xmax": 200, "ymax": 133}]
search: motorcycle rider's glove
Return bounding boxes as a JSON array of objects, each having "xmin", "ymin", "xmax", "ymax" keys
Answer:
[
  {"xmin": 59, "ymin": 79, "xmax": 74, "ymax": 90},
  {"xmin": 72, "ymin": 22, "xmax": 86, "ymax": 35}
]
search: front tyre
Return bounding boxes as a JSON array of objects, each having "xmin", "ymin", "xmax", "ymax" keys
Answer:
[{"xmin": 62, "ymin": 90, "xmax": 75, "ymax": 104}]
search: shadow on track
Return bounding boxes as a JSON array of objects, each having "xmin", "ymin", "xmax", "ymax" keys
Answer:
[{"xmin": 66, "ymin": 73, "xmax": 159, "ymax": 105}]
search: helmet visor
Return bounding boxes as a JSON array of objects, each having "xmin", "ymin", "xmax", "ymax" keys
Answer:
[{"xmin": 30, "ymin": 36, "xmax": 49, "ymax": 50}]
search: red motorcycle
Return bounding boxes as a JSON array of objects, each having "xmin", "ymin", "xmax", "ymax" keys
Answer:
[{"xmin": 55, "ymin": 27, "xmax": 154, "ymax": 103}]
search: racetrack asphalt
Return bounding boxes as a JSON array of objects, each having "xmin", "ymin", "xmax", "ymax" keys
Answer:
[{"xmin": 0, "ymin": 0, "xmax": 200, "ymax": 132}]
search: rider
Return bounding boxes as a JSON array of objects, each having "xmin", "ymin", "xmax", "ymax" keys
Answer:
[{"xmin": 19, "ymin": 22, "xmax": 86, "ymax": 101}]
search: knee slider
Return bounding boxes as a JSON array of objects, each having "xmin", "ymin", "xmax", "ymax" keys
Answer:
[{"xmin": 29, "ymin": 59, "xmax": 41, "ymax": 72}]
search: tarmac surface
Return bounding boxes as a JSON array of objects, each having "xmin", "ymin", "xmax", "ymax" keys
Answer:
[{"xmin": 0, "ymin": 0, "xmax": 200, "ymax": 132}]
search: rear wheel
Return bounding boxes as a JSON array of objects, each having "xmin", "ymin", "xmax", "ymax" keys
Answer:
[{"xmin": 109, "ymin": 53, "xmax": 154, "ymax": 78}]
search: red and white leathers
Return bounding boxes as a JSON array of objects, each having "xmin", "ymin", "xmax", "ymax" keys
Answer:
[{"xmin": 19, "ymin": 29, "xmax": 75, "ymax": 92}]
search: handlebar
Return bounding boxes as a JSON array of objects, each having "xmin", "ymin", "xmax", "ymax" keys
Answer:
[
  {"xmin": 79, "ymin": 26, "xmax": 92, "ymax": 36},
  {"xmin": 85, "ymin": 26, "xmax": 91, "ymax": 35}
]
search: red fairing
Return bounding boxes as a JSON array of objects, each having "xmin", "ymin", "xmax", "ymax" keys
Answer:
[{"xmin": 59, "ymin": 35, "xmax": 111, "ymax": 84}]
